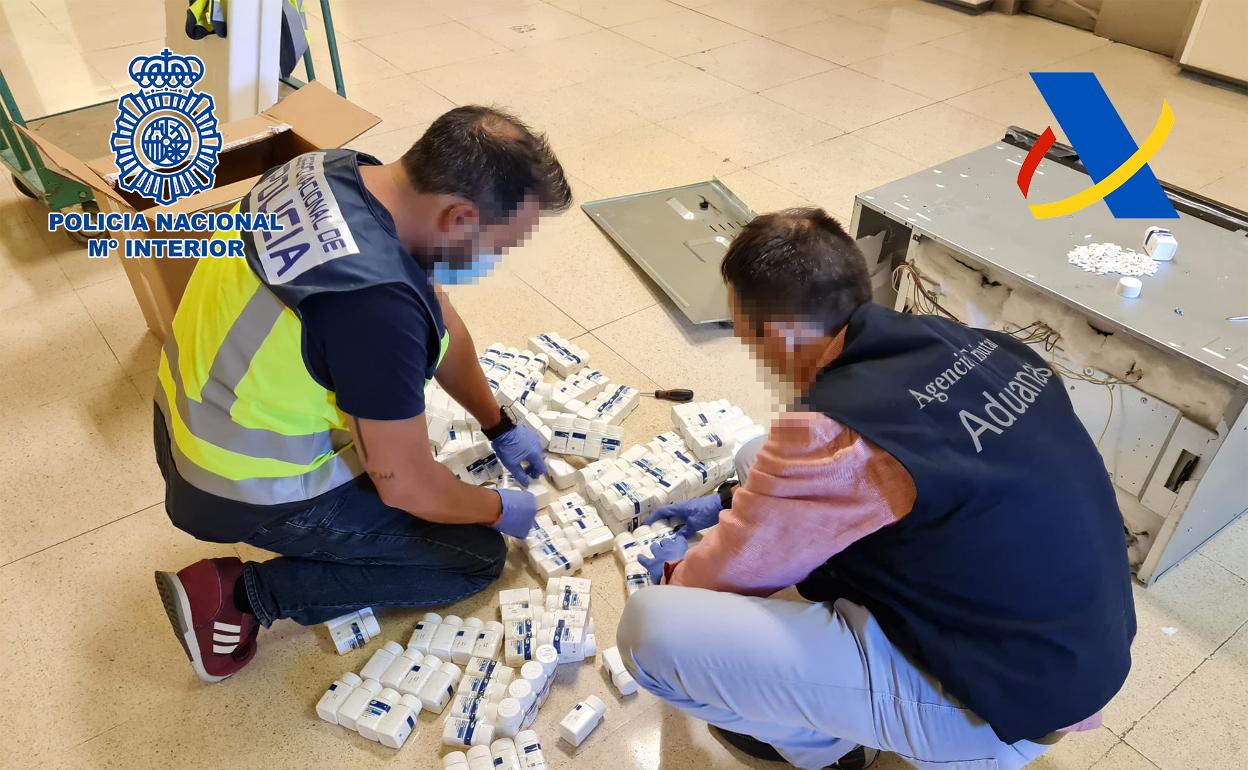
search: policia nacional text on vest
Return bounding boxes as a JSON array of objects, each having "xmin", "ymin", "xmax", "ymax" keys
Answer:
[
  {"xmin": 798, "ymin": 303, "xmax": 1136, "ymax": 745},
  {"xmin": 156, "ymin": 150, "xmax": 448, "ymax": 506}
]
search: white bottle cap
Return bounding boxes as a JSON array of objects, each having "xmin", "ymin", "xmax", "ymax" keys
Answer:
[
  {"xmin": 444, "ymin": 751, "xmax": 469, "ymax": 769},
  {"xmin": 378, "ymin": 687, "xmax": 399, "ymax": 701},
  {"xmin": 1117, "ymin": 276, "xmax": 1142, "ymax": 298},
  {"xmin": 491, "ymin": 738, "xmax": 518, "ymax": 756},
  {"xmin": 444, "ymin": 615, "xmax": 464, "ymax": 626},
  {"xmin": 612, "ymin": 670, "xmax": 639, "ymax": 695},
  {"xmin": 583, "ymin": 632, "xmax": 597, "ymax": 658},
  {"xmin": 494, "ymin": 697, "xmax": 523, "ymax": 733},
  {"xmin": 467, "ymin": 745, "xmax": 492, "ymax": 761},
  {"xmin": 584, "ymin": 694, "xmax": 606, "ymax": 716},
  {"xmin": 482, "ymin": 620, "xmax": 504, "ymax": 634},
  {"xmin": 341, "ymin": 672, "xmax": 363, "ymax": 687},
  {"xmin": 520, "ymin": 660, "xmax": 545, "ymax": 686},
  {"xmin": 420, "ymin": 611, "xmax": 444, "ymax": 624},
  {"xmin": 614, "ymin": 532, "xmax": 635, "ymax": 546},
  {"xmin": 440, "ymin": 661, "xmax": 460, "ymax": 676},
  {"xmin": 462, "ymin": 617, "xmax": 484, "ymax": 630},
  {"xmin": 423, "ymin": 654, "xmax": 444, "ymax": 669},
  {"xmin": 399, "ymin": 693, "xmax": 421, "ymax": 709},
  {"xmin": 545, "ymin": 578, "xmax": 560, "ymax": 595},
  {"xmin": 535, "ymin": 644, "xmax": 559, "ymax": 676},
  {"xmin": 381, "ymin": 640, "xmax": 404, "ymax": 656},
  {"xmin": 507, "ymin": 678, "xmax": 536, "ymax": 710}
]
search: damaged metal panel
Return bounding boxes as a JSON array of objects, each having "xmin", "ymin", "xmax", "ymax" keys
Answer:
[{"xmin": 582, "ymin": 180, "xmax": 755, "ymax": 325}]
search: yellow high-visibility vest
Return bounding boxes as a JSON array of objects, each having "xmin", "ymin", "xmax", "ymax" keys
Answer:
[{"xmin": 156, "ymin": 214, "xmax": 448, "ymax": 505}]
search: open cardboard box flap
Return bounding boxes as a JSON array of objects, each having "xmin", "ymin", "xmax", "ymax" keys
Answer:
[
  {"xmin": 20, "ymin": 81, "xmax": 379, "ymax": 342},
  {"xmin": 220, "ymin": 114, "xmax": 284, "ymax": 149},
  {"xmin": 83, "ymin": 154, "xmax": 271, "ymax": 215},
  {"xmin": 15, "ymin": 125, "xmax": 130, "ymax": 208},
  {"xmin": 19, "ymin": 80, "xmax": 379, "ymax": 214},
  {"xmin": 263, "ymin": 80, "xmax": 379, "ymax": 151}
]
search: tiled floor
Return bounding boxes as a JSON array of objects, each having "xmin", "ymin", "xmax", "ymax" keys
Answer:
[{"xmin": 1, "ymin": 1, "xmax": 1246, "ymax": 768}]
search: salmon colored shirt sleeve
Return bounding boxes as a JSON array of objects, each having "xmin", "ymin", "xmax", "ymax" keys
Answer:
[{"xmin": 666, "ymin": 410, "xmax": 917, "ymax": 596}]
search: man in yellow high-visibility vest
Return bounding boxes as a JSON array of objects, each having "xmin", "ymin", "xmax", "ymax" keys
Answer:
[{"xmin": 152, "ymin": 106, "xmax": 571, "ymax": 683}]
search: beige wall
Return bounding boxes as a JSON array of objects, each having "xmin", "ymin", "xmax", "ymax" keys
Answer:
[{"xmin": 1180, "ymin": 0, "xmax": 1248, "ymax": 84}]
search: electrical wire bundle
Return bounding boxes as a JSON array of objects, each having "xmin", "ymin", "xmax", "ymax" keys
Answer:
[{"xmin": 892, "ymin": 262, "xmax": 1144, "ymax": 446}]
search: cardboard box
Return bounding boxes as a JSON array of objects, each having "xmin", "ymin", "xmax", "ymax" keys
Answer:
[
  {"xmin": 19, "ymin": 82, "xmax": 379, "ymax": 341},
  {"xmin": 1095, "ymin": 0, "xmax": 1200, "ymax": 58}
]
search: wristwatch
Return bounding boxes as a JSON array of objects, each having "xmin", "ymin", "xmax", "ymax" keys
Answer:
[
  {"xmin": 717, "ymin": 479, "xmax": 738, "ymax": 510},
  {"xmin": 482, "ymin": 407, "xmax": 516, "ymax": 441}
]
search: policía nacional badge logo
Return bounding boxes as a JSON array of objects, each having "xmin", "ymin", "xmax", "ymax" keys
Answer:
[{"xmin": 110, "ymin": 48, "xmax": 222, "ymax": 206}]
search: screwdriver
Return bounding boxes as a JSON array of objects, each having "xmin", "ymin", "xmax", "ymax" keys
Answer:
[{"xmin": 643, "ymin": 388, "xmax": 695, "ymax": 402}]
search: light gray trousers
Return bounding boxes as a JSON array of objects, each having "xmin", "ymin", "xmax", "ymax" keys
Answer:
[{"xmin": 616, "ymin": 587, "xmax": 1052, "ymax": 770}]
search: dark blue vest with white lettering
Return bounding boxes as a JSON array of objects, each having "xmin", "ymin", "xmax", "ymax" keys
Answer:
[
  {"xmin": 239, "ymin": 149, "xmax": 443, "ymax": 336},
  {"xmin": 798, "ymin": 302, "xmax": 1135, "ymax": 744}
]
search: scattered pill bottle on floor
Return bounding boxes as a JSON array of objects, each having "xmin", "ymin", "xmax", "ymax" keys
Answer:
[
  {"xmin": 316, "ymin": 672, "xmax": 362, "ymax": 724},
  {"xmin": 559, "ymin": 695, "xmax": 607, "ymax": 747},
  {"xmin": 326, "ymin": 608, "xmax": 380, "ymax": 654}
]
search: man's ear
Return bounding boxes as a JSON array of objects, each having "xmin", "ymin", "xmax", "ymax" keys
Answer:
[
  {"xmin": 437, "ymin": 200, "xmax": 480, "ymax": 239},
  {"xmin": 761, "ymin": 320, "xmax": 797, "ymax": 353},
  {"xmin": 763, "ymin": 319, "xmax": 823, "ymax": 353}
]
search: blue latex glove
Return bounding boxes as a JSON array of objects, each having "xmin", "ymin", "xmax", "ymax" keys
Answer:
[
  {"xmin": 637, "ymin": 533, "xmax": 689, "ymax": 585},
  {"xmin": 490, "ymin": 424, "xmax": 548, "ymax": 487},
  {"xmin": 494, "ymin": 488, "xmax": 538, "ymax": 538},
  {"xmin": 645, "ymin": 494, "xmax": 722, "ymax": 534}
]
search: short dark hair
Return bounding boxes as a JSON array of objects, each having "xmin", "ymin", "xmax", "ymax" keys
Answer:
[
  {"xmin": 400, "ymin": 105, "xmax": 572, "ymax": 223},
  {"xmin": 720, "ymin": 207, "xmax": 871, "ymax": 332}
]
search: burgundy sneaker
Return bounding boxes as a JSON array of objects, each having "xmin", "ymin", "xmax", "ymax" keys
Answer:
[{"xmin": 155, "ymin": 557, "xmax": 258, "ymax": 683}]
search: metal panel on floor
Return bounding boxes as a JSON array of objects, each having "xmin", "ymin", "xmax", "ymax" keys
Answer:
[{"xmin": 582, "ymin": 180, "xmax": 756, "ymax": 325}]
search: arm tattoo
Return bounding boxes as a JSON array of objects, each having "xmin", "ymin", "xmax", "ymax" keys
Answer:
[
  {"xmin": 369, "ymin": 470, "xmax": 395, "ymax": 481},
  {"xmin": 352, "ymin": 416, "xmax": 368, "ymax": 462}
]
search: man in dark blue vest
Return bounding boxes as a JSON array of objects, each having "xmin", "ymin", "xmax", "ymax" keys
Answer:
[{"xmin": 617, "ymin": 208, "xmax": 1136, "ymax": 769}]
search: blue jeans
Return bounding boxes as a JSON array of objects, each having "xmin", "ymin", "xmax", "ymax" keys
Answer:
[
  {"xmin": 617, "ymin": 587, "xmax": 1054, "ymax": 770},
  {"xmin": 154, "ymin": 405, "xmax": 507, "ymax": 626}
]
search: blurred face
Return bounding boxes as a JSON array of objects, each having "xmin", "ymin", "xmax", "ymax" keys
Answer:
[
  {"xmin": 728, "ymin": 289, "xmax": 796, "ymax": 385},
  {"xmin": 728, "ymin": 288, "xmax": 833, "ymax": 405},
  {"xmin": 429, "ymin": 195, "xmax": 542, "ymax": 268}
]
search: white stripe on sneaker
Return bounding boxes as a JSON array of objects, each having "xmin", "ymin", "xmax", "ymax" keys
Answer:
[
  {"xmin": 214, "ymin": 621, "xmax": 242, "ymax": 633},
  {"xmin": 212, "ymin": 643, "xmax": 238, "ymax": 654},
  {"xmin": 213, "ymin": 632, "xmax": 241, "ymax": 644}
]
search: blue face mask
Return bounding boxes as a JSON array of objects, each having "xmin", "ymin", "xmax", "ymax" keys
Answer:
[{"xmin": 431, "ymin": 251, "xmax": 501, "ymax": 286}]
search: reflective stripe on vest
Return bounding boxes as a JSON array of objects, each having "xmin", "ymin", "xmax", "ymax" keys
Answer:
[{"xmin": 158, "ymin": 235, "xmax": 449, "ymax": 506}]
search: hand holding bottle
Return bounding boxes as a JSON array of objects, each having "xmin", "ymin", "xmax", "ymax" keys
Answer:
[
  {"xmin": 645, "ymin": 494, "xmax": 722, "ymax": 534},
  {"xmin": 637, "ymin": 533, "xmax": 689, "ymax": 584}
]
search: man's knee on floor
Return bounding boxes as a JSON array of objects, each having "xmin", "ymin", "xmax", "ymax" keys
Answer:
[
  {"xmin": 471, "ymin": 528, "xmax": 508, "ymax": 582},
  {"xmin": 616, "ymin": 586, "xmax": 685, "ymax": 692}
]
